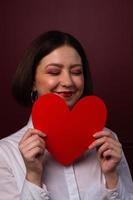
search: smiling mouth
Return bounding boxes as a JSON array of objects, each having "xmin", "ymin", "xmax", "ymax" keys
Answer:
[{"xmin": 54, "ymin": 91, "xmax": 74, "ymax": 98}]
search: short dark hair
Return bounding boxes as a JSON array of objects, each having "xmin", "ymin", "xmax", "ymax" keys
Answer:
[{"xmin": 12, "ymin": 30, "xmax": 93, "ymax": 107}]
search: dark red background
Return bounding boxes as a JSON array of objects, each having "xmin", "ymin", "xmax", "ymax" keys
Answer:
[{"xmin": 0, "ymin": 1, "xmax": 133, "ymax": 176}]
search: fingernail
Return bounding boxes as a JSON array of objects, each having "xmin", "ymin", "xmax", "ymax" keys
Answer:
[
  {"xmin": 42, "ymin": 133, "xmax": 47, "ymax": 137},
  {"xmin": 88, "ymin": 144, "xmax": 92, "ymax": 149},
  {"xmin": 39, "ymin": 132, "xmax": 47, "ymax": 137}
]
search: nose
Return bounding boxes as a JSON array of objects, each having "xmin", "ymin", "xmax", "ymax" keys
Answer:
[{"xmin": 60, "ymin": 71, "xmax": 73, "ymax": 87}]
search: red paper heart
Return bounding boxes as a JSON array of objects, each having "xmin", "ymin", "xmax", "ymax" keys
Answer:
[{"xmin": 32, "ymin": 94, "xmax": 107, "ymax": 165}]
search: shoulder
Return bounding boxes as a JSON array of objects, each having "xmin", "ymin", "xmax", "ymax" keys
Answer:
[
  {"xmin": 0, "ymin": 123, "xmax": 32, "ymax": 178},
  {"xmin": 0, "ymin": 118, "xmax": 32, "ymax": 163},
  {"xmin": 0, "ymin": 125, "xmax": 27, "ymax": 148},
  {"xmin": 0, "ymin": 126, "xmax": 26, "ymax": 163},
  {"xmin": 0, "ymin": 117, "xmax": 32, "ymax": 148}
]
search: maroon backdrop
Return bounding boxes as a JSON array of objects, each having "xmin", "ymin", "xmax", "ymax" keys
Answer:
[{"xmin": 1, "ymin": 0, "xmax": 133, "ymax": 176}]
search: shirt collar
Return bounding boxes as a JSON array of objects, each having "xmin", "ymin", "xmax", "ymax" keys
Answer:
[{"xmin": 27, "ymin": 115, "xmax": 33, "ymax": 129}]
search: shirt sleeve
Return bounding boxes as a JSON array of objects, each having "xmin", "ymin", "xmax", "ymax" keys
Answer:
[
  {"xmin": 21, "ymin": 180, "xmax": 50, "ymax": 200},
  {"xmin": 103, "ymin": 151, "xmax": 133, "ymax": 200},
  {"xmin": 0, "ymin": 151, "xmax": 20, "ymax": 200},
  {"xmin": 0, "ymin": 147, "xmax": 50, "ymax": 200},
  {"xmin": 83, "ymin": 151, "xmax": 133, "ymax": 200},
  {"xmin": 104, "ymin": 178, "xmax": 133, "ymax": 200}
]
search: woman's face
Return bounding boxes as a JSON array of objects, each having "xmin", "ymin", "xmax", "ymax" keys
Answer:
[{"xmin": 33, "ymin": 45, "xmax": 84, "ymax": 108}]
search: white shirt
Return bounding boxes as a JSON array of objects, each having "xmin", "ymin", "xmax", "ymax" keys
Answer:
[{"xmin": 0, "ymin": 118, "xmax": 133, "ymax": 200}]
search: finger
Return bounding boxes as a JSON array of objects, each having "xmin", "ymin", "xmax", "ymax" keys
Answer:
[
  {"xmin": 89, "ymin": 136, "xmax": 120, "ymax": 150},
  {"xmin": 93, "ymin": 130, "xmax": 113, "ymax": 139},
  {"xmin": 24, "ymin": 139, "xmax": 45, "ymax": 152},
  {"xmin": 89, "ymin": 136, "xmax": 110, "ymax": 150},
  {"xmin": 20, "ymin": 128, "xmax": 46, "ymax": 144},
  {"xmin": 98, "ymin": 141, "xmax": 121, "ymax": 158},
  {"xmin": 102, "ymin": 149, "xmax": 122, "ymax": 161},
  {"xmin": 20, "ymin": 134, "xmax": 45, "ymax": 149},
  {"xmin": 20, "ymin": 139, "xmax": 45, "ymax": 159},
  {"xmin": 20, "ymin": 135, "xmax": 45, "ymax": 154},
  {"xmin": 98, "ymin": 142, "xmax": 111, "ymax": 158},
  {"xmin": 98, "ymin": 138, "xmax": 122, "ymax": 153},
  {"xmin": 25, "ymin": 147, "xmax": 45, "ymax": 162}
]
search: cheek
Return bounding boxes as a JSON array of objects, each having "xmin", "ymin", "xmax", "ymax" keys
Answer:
[
  {"xmin": 46, "ymin": 78, "xmax": 58, "ymax": 88},
  {"xmin": 74, "ymin": 76, "xmax": 84, "ymax": 91},
  {"xmin": 35, "ymin": 76, "xmax": 58, "ymax": 94}
]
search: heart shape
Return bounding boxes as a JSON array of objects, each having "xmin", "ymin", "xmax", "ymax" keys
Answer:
[{"xmin": 32, "ymin": 94, "xmax": 107, "ymax": 165}]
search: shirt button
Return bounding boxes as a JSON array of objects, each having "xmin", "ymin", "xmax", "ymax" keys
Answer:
[{"xmin": 111, "ymin": 191, "xmax": 119, "ymax": 199}]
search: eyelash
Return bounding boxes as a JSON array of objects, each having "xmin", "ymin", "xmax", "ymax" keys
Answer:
[
  {"xmin": 47, "ymin": 70, "xmax": 60, "ymax": 75},
  {"xmin": 48, "ymin": 70, "xmax": 82, "ymax": 76},
  {"xmin": 71, "ymin": 71, "xmax": 82, "ymax": 75}
]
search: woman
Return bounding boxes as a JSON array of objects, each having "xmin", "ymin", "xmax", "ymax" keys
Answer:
[{"xmin": 0, "ymin": 30, "xmax": 132, "ymax": 200}]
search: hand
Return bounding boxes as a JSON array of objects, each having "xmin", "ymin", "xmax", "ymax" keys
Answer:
[
  {"xmin": 19, "ymin": 128, "xmax": 46, "ymax": 186},
  {"xmin": 89, "ymin": 130, "xmax": 122, "ymax": 188}
]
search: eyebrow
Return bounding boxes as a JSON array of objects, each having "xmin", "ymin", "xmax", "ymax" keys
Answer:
[{"xmin": 46, "ymin": 63, "xmax": 83, "ymax": 68}]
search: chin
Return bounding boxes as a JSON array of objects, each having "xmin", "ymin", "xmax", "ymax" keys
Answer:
[{"xmin": 66, "ymin": 100, "xmax": 76, "ymax": 110}]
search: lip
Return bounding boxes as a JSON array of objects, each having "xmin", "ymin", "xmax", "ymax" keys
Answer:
[{"xmin": 54, "ymin": 91, "xmax": 75, "ymax": 98}]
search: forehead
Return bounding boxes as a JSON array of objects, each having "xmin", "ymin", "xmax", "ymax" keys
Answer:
[{"xmin": 39, "ymin": 45, "xmax": 82, "ymax": 65}]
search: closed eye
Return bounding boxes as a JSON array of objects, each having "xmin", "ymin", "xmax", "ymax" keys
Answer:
[
  {"xmin": 47, "ymin": 69, "xmax": 61, "ymax": 75},
  {"xmin": 71, "ymin": 68, "xmax": 83, "ymax": 75}
]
